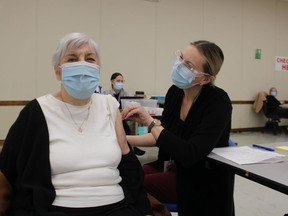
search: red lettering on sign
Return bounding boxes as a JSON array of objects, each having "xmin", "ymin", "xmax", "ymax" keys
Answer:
[
  {"xmin": 282, "ymin": 64, "xmax": 288, "ymax": 70},
  {"xmin": 277, "ymin": 58, "xmax": 288, "ymax": 63}
]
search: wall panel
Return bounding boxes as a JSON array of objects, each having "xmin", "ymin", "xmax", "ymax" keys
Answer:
[{"xmin": 1, "ymin": 0, "xmax": 288, "ymax": 139}]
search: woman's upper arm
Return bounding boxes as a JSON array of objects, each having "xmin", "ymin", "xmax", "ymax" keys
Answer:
[{"xmin": 115, "ymin": 110, "xmax": 130, "ymax": 155}]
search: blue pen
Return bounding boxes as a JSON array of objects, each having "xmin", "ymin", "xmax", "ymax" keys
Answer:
[{"xmin": 252, "ymin": 144, "xmax": 275, "ymax": 151}]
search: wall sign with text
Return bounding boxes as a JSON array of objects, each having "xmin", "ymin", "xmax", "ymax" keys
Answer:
[{"xmin": 275, "ymin": 56, "xmax": 288, "ymax": 72}]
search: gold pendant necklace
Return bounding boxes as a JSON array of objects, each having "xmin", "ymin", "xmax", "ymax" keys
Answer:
[{"xmin": 61, "ymin": 96, "xmax": 92, "ymax": 134}]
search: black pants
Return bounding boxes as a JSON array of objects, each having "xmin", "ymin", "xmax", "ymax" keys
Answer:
[
  {"xmin": 272, "ymin": 107, "xmax": 288, "ymax": 118},
  {"xmin": 50, "ymin": 201, "xmax": 142, "ymax": 216}
]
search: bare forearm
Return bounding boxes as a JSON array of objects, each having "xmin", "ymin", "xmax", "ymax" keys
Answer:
[{"xmin": 127, "ymin": 133, "xmax": 156, "ymax": 147}]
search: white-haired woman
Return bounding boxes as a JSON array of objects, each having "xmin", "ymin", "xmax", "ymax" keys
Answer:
[{"xmin": 0, "ymin": 32, "xmax": 152, "ymax": 216}]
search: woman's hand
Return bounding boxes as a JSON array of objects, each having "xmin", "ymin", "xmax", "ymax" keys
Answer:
[
  {"xmin": 121, "ymin": 103, "xmax": 153, "ymax": 126},
  {"xmin": 0, "ymin": 171, "xmax": 13, "ymax": 214}
]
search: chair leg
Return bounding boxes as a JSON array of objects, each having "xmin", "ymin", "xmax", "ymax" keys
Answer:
[
  {"xmin": 263, "ymin": 119, "xmax": 280, "ymax": 135},
  {"xmin": 272, "ymin": 121, "xmax": 278, "ymax": 135}
]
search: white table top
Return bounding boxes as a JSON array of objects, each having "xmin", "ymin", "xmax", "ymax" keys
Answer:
[{"xmin": 208, "ymin": 142, "xmax": 288, "ymax": 195}]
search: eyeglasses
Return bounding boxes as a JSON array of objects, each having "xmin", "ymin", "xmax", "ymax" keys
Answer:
[{"xmin": 174, "ymin": 50, "xmax": 209, "ymax": 76}]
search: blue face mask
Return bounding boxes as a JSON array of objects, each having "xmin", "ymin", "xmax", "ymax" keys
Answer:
[
  {"xmin": 270, "ymin": 91, "xmax": 277, "ymax": 97},
  {"xmin": 171, "ymin": 59, "xmax": 199, "ymax": 89},
  {"xmin": 61, "ymin": 61, "xmax": 100, "ymax": 99},
  {"xmin": 114, "ymin": 82, "xmax": 124, "ymax": 90}
]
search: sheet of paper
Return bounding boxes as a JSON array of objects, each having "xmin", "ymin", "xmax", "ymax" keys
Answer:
[{"xmin": 212, "ymin": 146, "xmax": 285, "ymax": 165}]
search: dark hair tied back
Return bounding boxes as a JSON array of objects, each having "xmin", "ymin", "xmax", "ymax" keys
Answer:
[{"xmin": 110, "ymin": 72, "xmax": 123, "ymax": 81}]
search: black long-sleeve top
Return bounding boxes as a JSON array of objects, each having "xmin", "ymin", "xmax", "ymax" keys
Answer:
[
  {"xmin": 265, "ymin": 95, "xmax": 281, "ymax": 114},
  {"xmin": 0, "ymin": 99, "xmax": 152, "ymax": 216},
  {"xmin": 156, "ymin": 84, "xmax": 234, "ymax": 216}
]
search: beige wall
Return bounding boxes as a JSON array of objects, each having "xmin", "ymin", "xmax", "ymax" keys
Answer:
[{"xmin": 1, "ymin": 0, "xmax": 288, "ymax": 139}]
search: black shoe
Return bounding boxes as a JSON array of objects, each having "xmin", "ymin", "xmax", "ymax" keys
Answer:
[{"xmin": 133, "ymin": 147, "xmax": 146, "ymax": 156}]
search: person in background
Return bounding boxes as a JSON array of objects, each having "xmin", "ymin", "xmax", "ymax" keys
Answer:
[
  {"xmin": 103, "ymin": 72, "xmax": 145, "ymax": 156},
  {"xmin": 265, "ymin": 87, "xmax": 288, "ymax": 117},
  {"xmin": 103, "ymin": 72, "xmax": 131, "ymax": 103},
  {"xmin": 0, "ymin": 32, "xmax": 152, "ymax": 216},
  {"xmin": 122, "ymin": 40, "xmax": 234, "ymax": 216},
  {"xmin": 267, "ymin": 87, "xmax": 283, "ymax": 104}
]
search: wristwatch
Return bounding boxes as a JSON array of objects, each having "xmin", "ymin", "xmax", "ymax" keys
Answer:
[{"xmin": 147, "ymin": 119, "xmax": 161, "ymax": 133}]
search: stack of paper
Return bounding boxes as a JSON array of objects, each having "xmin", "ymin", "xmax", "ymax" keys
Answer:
[{"xmin": 212, "ymin": 146, "xmax": 285, "ymax": 165}]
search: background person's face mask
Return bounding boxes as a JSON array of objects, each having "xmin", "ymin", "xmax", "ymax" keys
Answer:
[
  {"xmin": 114, "ymin": 82, "xmax": 124, "ymax": 90},
  {"xmin": 270, "ymin": 91, "xmax": 277, "ymax": 97},
  {"xmin": 171, "ymin": 59, "xmax": 199, "ymax": 89},
  {"xmin": 61, "ymin": 61, "xmax": 100, "ymax": 99}
]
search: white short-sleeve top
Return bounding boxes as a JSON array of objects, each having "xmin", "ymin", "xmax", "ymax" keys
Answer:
[{"xmin": 37, "ymin": 93, "xmax": 124, "ymax": 208}]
